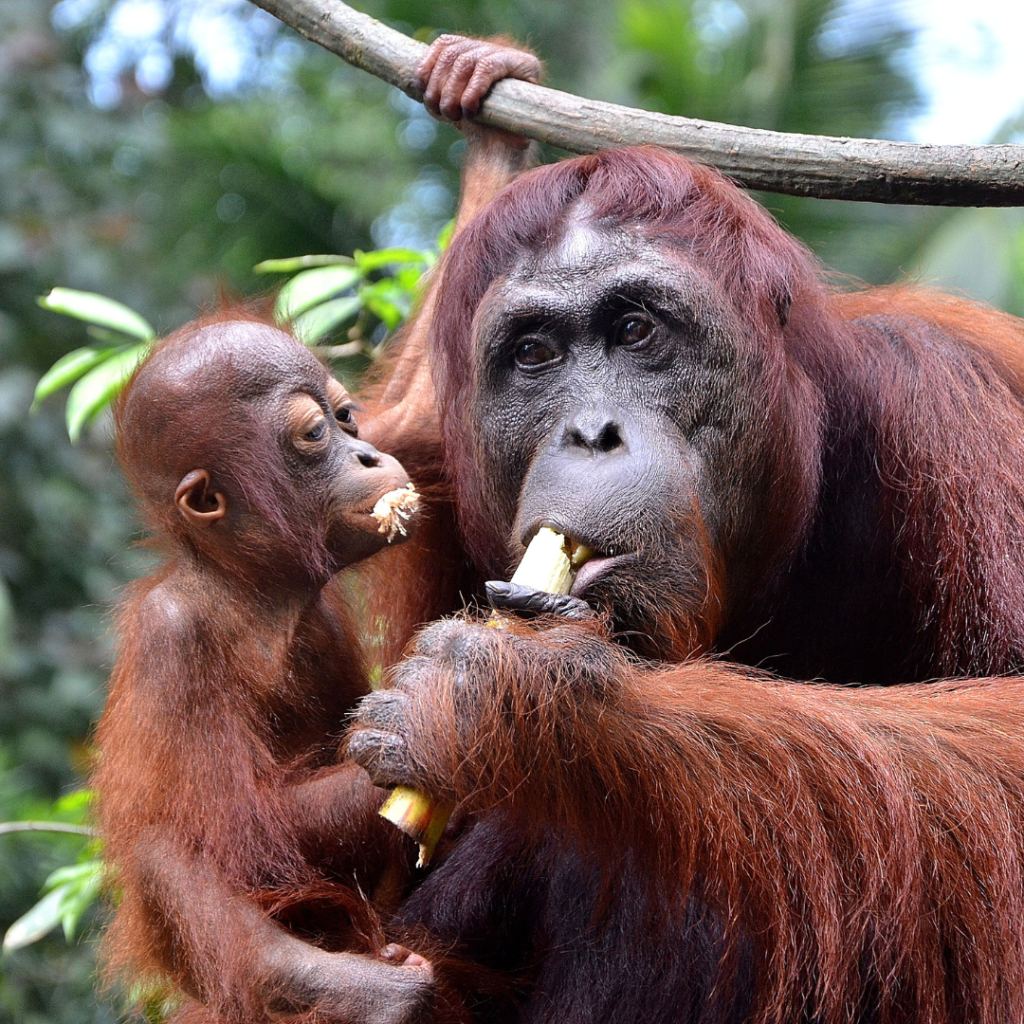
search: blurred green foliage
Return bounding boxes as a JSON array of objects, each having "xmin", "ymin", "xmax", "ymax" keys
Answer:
[
  {"xmin": 3, "ymin": 792, "xmax": 101, "ymax": 956},
  {"xmin": 28, "ymin": 241, "xmax": 437, "ymax": 447},
  {"xmin": 2, "ymin": 0, "xmax": 1023, "ymax": 1020}
]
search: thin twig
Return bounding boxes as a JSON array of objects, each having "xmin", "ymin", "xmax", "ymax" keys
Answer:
[
  {"xmin": 321, "ymin": 340, "xmax": 369, "ymax": 360},
  {"xmin": 248, "ymin": 0, "xmax": 1024, "ymax": 206},
  {"xmin": 0, "ymin": 821, "xmax": 97, "ymax": 838}
]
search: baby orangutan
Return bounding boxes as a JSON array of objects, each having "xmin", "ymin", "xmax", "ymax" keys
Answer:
[{"xmin": 93, "ymin": 312, "xmax": 438, "ymax": 1024}]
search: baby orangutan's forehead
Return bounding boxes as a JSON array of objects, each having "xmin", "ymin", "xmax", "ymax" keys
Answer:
[
  {"xmin": 325, "ymin": 376, "xmax": 350, "ymax": 404},
  {"xmin": 149, "ymin": 321, "xmax": 328, "ymax": 399}
]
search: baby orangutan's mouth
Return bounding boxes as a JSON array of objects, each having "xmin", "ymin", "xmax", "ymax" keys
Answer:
[{"xmin": 370, "ymin": 484, "xmax": 419, "ymax": 543}]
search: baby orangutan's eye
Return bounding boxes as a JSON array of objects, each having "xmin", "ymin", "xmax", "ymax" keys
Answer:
[
  {"xmin": 326, "ymin": 378, "xmax": 358, "ymax": 435},
  {"xmin": 334, "ymin": 405, "xmax": 358, "ymax": 435},
  {"xmin": 288, "ymin": 394, "xmax": 331, "ymax": 454}
]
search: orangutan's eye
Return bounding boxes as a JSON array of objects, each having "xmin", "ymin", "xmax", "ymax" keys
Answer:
[
  {"xmin": 615, "ymin": 316, "xmax": 654, "ymax": 348},
  {"xmin": 325, "ymin": 378, "xmax": 358, "ymax": 435},
  {"xmin": 288, "ymin": 394, "xmax": 331, "ymax": 454},
  {"xmin": 515, "ymin": 338, "xmax": 561, "ymax": 370}
]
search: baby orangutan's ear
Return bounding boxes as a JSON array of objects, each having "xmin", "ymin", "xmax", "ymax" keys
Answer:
[{"xmin": 175, "ymin": 469, "xmax": 227, "ymax": 527}]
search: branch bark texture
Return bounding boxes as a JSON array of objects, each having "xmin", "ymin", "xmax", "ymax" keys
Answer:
[{"xmin": 250, "ymin": 0, "xmax": 1024, "ymax": 206}]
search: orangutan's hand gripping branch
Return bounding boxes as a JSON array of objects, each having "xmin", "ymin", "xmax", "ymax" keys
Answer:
[{"xmin": 379, "ymin": 527, "xmax": 592, "ymax": 867}]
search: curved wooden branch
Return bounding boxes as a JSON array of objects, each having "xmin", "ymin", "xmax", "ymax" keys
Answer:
[{"xmin": 249, "ymin": 0, "xmax": 1024, "ymax": 206}]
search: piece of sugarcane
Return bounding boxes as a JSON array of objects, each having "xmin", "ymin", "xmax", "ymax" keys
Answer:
[
  {"xmin": 371, "ymin": 483, "xmax": 419, "ymax": 542},
  {"xmin": 379, "ymin": 527, "xmax": 593, "ymax": 867}
]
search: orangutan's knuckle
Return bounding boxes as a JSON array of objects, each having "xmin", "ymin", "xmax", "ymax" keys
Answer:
[
  {"xmin": 533, "ymin": 631, "xmax": 616, "ymax": 690},
  {"xmin": 446, "ymin": 624, "xmax": 494, "ymax": 665},
  {"xmin": 421, "ymin": 617, "xmax": 489, "ymax": 663},
  {"xmin": 582, "ymin": 645, "xmax": 619, "ymax": 682},
  {"xmin": 413, "ymin": 619, "xmax": 462, "ymax": 657},
  {"xmin": 355, "ymin": 689, "xmax": 406, "ymax": 729},
  {"xmin": 440, "ymin": 666, "xmax": 472, "ymax": 700},
  {"xmin": 388, "ymin": 657, "xmax": 431, "ymax": 694},
  {"xmin": 499, "ymin": 634, "xmax": 544, "ymax": 674},
  {"xmin": 581, "ymin": 655, "xmax": 619, "ymax": 694},
  {"xmin": 376, "ymin": 735, "xmax": 411, "ymax": 771},
  {"xmin": 348, "ymin": 728, "xmax": 398, "ymax": 766},
  {"xmin": 545, "ymin": 624, "xmax": 587, "ymax": 651},
  {"xmin": 349, "ymin": 731, "xmax": 415, "ymax": 787}
]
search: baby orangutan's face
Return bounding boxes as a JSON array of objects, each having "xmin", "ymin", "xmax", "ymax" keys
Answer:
[
  {"xmin": 133, "ymin": 321, "xmax": 415, "ymax": 580},
  {"xmin": 278, "ymin": 358, "xmax": 414, "ymax": 568}
]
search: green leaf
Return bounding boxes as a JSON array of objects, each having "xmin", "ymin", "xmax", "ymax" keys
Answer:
[
  {"xmin": 32, "ymin": 346, "xmax": 125, "ymax": 410},
  {"xmin": 392, "ymin": 266, "xmax": 426, "ymax": 295},
  {"xmin": 437, "ymin": 219, "xmax": 455, "ymax": 251},
  {"xmin": 365, "ymin": 298, "xmax": 403, "ymax": 330},
  {"xmin": 38, "ymin": 288, "xmax": 155, "ymax": 341},
  {"xmin": 65, "ymin": 343, "xmax": 150, "ymax": 442},
  {"xmin": 290, "ymin": 296, "xmax": 362, "ymax": 345},
  {"xmin": 1, "ymin": 859, "xmax": 107, "ymax": 949},
  {"xmin": 86, "ymin": 325, "xmax": 139, "ymax": 346},
  {"xmin": 3, "ymin": 886, "xmax": 66, "ymax": 950},
  {"xmin": 128, "ymin": 979, "xmax": 181, "ymax": 1023},
  {"xmin": 52, "ymin": 789, "xmax": 95, "ymax": 819},
  {"xmin": 43, "ymin": 862, "xmax": 101, "ymax": 892},
  {"xmin": 353, "ymin": 247, "xmax": 433, "ymax": 272},
  {"xmin": 360, "ymin": 280, "xmax": 412, "ymax": 330},
  {"xmin": 59, "ymin": 862, "xmax": 104, "ymax": 942},
  {"xmin": 274, "ymin": 265, "xmax": 363, "ymax": 322},
  {"xmin": 254, "ymin": 254, "xmax": 354, "ymax": 274}
]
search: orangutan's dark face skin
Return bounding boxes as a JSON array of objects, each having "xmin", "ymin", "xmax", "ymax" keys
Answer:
[{"xmin": 470, "ymin": 217, "xmax": 780, "ymax": 639}]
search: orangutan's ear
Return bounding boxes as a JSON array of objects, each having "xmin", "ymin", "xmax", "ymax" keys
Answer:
[{"xmin": 175, "ymin": 469, "xmax": 227, "ymax": 527}]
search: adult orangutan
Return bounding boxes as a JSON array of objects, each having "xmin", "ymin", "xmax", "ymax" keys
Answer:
[{"xmin": 344, "ymin": 34, "xmax": 1024, "ymax": 1024}]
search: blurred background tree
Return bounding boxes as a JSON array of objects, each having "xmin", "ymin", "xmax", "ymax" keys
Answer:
[{"xmin": 2, "ymin": 0, "xmax": 1022, "ymax": 1019}]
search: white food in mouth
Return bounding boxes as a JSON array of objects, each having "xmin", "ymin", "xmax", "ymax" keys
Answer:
[{"xmin": 371, "ymin": 484, "xmax": 419, "ymax": 542}]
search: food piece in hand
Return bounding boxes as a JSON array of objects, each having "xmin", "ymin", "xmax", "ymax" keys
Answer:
[
  {"xmin": 371, "ymin": 484, "xmax": 419, "ymax": 542},
  {"xmin": 378, "ymin": 788, "xmax": 455, "ymax": 870},
  {"xmin": 378, "ymin": 527, "xmax": 593, "ymax": 867}
]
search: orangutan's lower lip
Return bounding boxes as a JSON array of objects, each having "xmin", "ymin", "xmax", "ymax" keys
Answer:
[{"xmin": 571, "ymin": 553, "xmax": 637, "ymax": 596}]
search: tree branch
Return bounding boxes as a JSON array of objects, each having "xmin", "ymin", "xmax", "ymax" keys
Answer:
[
  {"xmin": 249, "ymin": 0, "xmax": 1024, "ymax": 206},
  {"xmin": 0, "ymin": 821, "xmax": 97, "ymax": 838}
]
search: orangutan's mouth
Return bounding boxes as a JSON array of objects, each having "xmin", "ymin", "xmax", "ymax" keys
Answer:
[{"xmin": 571, "ymin": 553, "xmax": 638, "ymax": 596}]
